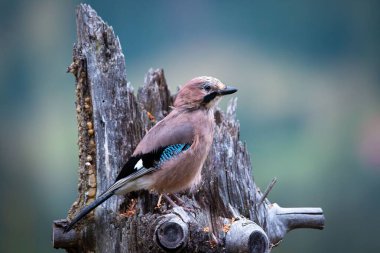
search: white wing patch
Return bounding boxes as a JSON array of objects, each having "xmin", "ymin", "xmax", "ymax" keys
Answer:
[{"xmin": 134, "ymin": 159, "xmax": 144, "ymax": 170}]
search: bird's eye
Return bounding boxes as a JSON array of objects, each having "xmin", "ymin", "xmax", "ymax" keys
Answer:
[{"xmin": 203, "ymin": 84, "xmax": 211, "ymax": 92}]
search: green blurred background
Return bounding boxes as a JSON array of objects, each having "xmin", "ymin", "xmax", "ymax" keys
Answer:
[{"xmin": 1, "ymin": 0, "xmax": 379, "ymax": 252}]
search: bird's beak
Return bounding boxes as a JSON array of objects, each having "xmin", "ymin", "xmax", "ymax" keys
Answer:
[{"xmin": 218, "ymin": 86, "xmax": 238, "ymax": 96}]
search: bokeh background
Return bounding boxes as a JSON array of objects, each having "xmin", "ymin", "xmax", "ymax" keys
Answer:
[{"xmin": 1, "ymin": 0, "xmax": 379, "ymax": 252}]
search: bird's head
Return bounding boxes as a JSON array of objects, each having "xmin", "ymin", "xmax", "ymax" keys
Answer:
[{"xmin": 174, "ymin": 76, "xmax": 237, "ymax": 110}]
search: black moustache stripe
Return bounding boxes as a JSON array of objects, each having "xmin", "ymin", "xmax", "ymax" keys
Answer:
[{"xmin": 202, "ymin": 91, "xmax": 218, "ymax": 103}]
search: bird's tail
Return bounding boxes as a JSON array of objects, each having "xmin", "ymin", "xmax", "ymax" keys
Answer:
[{"xmin": 64, "ymin": 191, "xmax": 114, "ymax": 233}]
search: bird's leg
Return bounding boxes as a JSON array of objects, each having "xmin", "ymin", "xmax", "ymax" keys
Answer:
[
  {"xmin": 172, "ymin": 193, "xmax": 201, "ymax": 210},
  {"xmin": 165, "ymin": 194, "xmax": 199, "ymax": 212},
  {"xmin": 161, "ymin": 194, "xmax": 200, "ymax": 213},
  {"xmin": 170, "ymin": 193, "xmax": 186, "ymax": 206},
  {"xmin": 156, "ymin": 194, "xmax": 182, "ymax": 210},
  {"xmin": 163, "ymin": 194, "xmax": 178, "ymax": 208},
  {"xmin": 156, "ymin": 194, "xmax": 164, "ymax": 208}
]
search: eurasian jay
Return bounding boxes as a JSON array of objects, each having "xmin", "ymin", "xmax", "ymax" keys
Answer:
[{"xmin": 64, "ymin": 76, "xmax": 237, "ymax": 232}]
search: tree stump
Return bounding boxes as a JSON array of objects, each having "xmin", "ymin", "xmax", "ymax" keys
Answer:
[{"xmin": 52, "ymin": 4, "xmax": 324, "ymax": 253}]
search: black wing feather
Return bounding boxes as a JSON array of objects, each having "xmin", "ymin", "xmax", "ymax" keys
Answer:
[
  {"xmin": 115, "ymin": 147, "xmax": 165, "ymax": 182},
  {"xmin": 115, "ymin": 144, "xmax": 190, "ymax": 182}
]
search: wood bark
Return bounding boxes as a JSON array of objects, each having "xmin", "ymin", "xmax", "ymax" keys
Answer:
[{"xmin": 53, "ymin": 4, "xmax": 324, "ymax": 253}]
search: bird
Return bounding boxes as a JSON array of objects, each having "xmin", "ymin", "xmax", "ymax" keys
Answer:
[{"xmin": 64, "ymin": 76, "xmax": 237, "ymax": 232}]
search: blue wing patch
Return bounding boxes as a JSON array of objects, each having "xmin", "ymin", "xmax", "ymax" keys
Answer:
[
  {"xmin": 115, "ymin": 143, "xmax": 191, "ymax": 182},
  {"xmin": 159, "ymin": 143, "xmax": 190, "ymax": 164}
]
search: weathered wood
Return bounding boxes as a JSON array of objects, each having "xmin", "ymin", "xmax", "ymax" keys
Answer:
[
  {"xmin": 225, "ymin": 219, "xmax": 269, "ymax": 253},
  {"xmin": 265, "ymin": 204, "xmax": 324, "ymax": 245},
  {"xmin": 52, "ymin": 220, "xmax": 79, "ymax": 249},
  {"xmin": 258, "ymin": 178, "xmax": 277, "ymax": 206},
  {"xmin": 155, "ymin": 212, "xmax": 189, "ymax": 250},
  {"xmin": 53, "ymin": 4, "xmax": 324, "ymax": 252}
]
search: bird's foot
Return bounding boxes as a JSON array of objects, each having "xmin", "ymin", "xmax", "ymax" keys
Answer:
[{"xmin": 163, "ymin": 194, "xmax": 200, "ymax": 212}]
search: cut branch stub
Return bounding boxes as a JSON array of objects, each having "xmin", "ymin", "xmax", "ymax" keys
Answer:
[
  {"xmin": 155, "ymin": 214, "xmax": 189, "ymax": 250},
  {"xmin": 225, "ymin": 219, "xmax": 269, "ymax": 253},
  {"xmin": 52, "ymin": 220, "xmax": 79, "ymax": 249},
  {"xmin": 266, "ymin": 203, "xmax": 324, "ymax": 245}
]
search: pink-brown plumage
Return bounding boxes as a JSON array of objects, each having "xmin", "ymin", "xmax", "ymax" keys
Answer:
[
  {"xmin": 65, "ymin": 76, "xmax": 237, "ymax": 232},
  {"xmin": 140, "ymin": 109, "xmax": 214, "ymax": 193},
  {"xmin": 130, "ymin": 76, "xmax": 227, "ymax": 193}
]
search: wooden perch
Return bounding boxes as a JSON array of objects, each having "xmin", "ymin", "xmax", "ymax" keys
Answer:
[
  {"xmin": 155, "ymin": 209, "xmax": 190, "ymax": 250},
  {"xmin": 53, "ymin": 4, "xmax": 324, "ymax": 252},
  {"xmin": 52, "ymin": 219, "xmax": 80, "ymax": 249},
  {"xmin": 265, "ymin": 204, "xmax": 324, "ymax": 245},
  {"xmin": 225, "ymin": 219, "xmax": 269, "ymax": 253}
]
